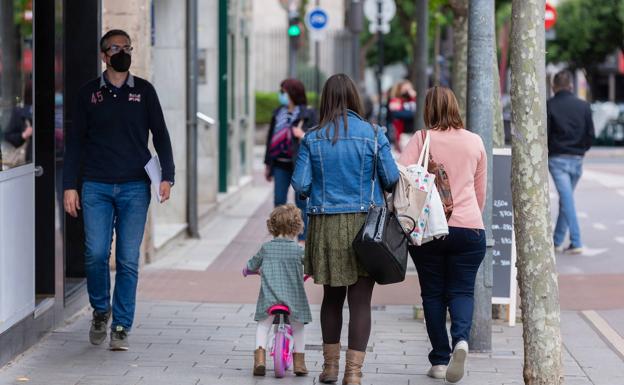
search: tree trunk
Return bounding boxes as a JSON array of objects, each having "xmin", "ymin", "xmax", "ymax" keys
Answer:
[
  {"xmin": 450, "ymin": 0, "xmax": 468, "ymax": 122},
  {"xmin": 510, "ymin": 1, "xmax": 563, "ymax": 384},
  {"xmin": 414, "ymin": 0, "xmax": 428, "ymax": 131}
]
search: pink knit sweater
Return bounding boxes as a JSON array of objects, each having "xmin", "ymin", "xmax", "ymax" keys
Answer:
[{"xmin": 398, "ymin": 128, "xmax": 487, "ymax": 230}]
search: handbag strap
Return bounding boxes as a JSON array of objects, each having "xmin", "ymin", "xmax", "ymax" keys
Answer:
[
  {"xmin": 369, "ymin": 124, "xmax": 379, "ymax": 206},
  {"xmin": 416, "ymin": 129, "xmax": 431, "ymax": 170}
]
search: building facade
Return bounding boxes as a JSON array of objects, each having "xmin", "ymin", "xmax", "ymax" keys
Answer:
[{"xmin": 0, "ymin": 0, "xmax": 253, "ymax": 365}]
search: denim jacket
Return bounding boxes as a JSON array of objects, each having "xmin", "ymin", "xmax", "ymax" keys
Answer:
[{"xmin": 291, "ymin": 110, "xmax": 399, "ymax": 214}]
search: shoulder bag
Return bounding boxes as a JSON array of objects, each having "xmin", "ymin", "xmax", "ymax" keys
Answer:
[{"xmin": 352, "ymin": 125, "xmax": 414, "ymax": 285}]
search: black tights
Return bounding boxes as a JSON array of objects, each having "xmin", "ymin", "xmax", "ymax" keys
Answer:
[{"xmin": 320, "ymin": 277, "xmax": 375, "ymax": 352}]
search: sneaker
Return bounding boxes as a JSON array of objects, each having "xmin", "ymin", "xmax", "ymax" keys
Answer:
[
  {"xmin": 565, "ymin": 246, "xmax": 583, "ymax": 255},
  {"xmin": 554, "ymin": 244, "xmax": 564, "ymax": 253},
  {"xmin": 109, "ymin": 326, "xmax": 129, "ymax": 351},
  {"xmin": 89, "ymin": 310, "xmax": 111, "ymax": 345},
  {"xmin": 427, "ymin": 365, "xmax": 447, "ymax": 379},
  {"xmin": 446, "ymin": 341, "xmax": 468, "ymax": 384}
]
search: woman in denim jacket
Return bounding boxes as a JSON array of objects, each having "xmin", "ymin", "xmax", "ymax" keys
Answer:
[{"xmin": 292, "ymin": 74, "xmax": 399, "ymax": 385}]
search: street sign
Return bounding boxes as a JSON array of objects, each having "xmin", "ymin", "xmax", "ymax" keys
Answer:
[
  {"xmin": 305, "ymin": 7, "xmax": 329, "ymax": 41},
  {"xmin": 545, "ymin": 3, "xmax": 557, "ymax": 31},
  {"xmin": 364, "ymin": 0, "xmax": 395, "ymax": 34}
]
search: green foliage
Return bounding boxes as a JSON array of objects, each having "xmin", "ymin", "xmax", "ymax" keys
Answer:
[
  {"xmin": 547, "ymin": 0, "xmax": 624, "ymax": 70},
  {"xmin": 255, "ymin": 92, "xmax": 319, "ymax": 125},
  {"xmin": 363, "ymin": 0, "xmax": 451, "ymax": 68}
]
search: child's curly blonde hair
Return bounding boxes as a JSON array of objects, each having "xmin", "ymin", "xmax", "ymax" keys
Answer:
[{"xmin": 267, "ymin": 204, "xmax": 304, "ymax": 238}]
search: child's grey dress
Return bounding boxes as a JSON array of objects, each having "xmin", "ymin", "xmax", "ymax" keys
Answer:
[{"xmin": 247, "ymin": 238, "xmax": 312, "ymax": 324}]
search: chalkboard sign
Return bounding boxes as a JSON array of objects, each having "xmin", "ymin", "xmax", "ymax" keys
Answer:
[{"xmin": 491, "ymin": 148, "xmax": 517, "ymax": 326}]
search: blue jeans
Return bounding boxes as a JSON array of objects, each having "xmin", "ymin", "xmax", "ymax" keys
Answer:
[
  {"xmin": 548, "ymin": 155, "xmax": 583, "ymax": 248},
  {"xmin": 409, "ymin": 227, "xmax": 486, "ymax": 366},
  {"xmin": 81, "ymin": 180, "xmax": 151, "ymax": 330},
  {"xmin": 272, "ymin": 166, "xmax": 308, "ymax": 240}
]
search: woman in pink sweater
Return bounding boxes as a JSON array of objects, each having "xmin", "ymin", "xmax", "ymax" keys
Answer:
[{"xmin": 398, "ymin": 87, "xmax": 487, "ymax": 384}]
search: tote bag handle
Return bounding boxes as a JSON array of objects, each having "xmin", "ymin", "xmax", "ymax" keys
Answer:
[{"xmin": 416, "ymin": 130, "xmax": 431, "ymax": 170}]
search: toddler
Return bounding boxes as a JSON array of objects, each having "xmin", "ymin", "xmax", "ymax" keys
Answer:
[{"xmin": 244, "ymin": 204, "xmax": 312, "ymax": 376}]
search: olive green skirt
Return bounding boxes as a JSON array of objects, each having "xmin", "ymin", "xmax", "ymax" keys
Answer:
[{"xmin": 304, "ymin": 213, "xmax": 369, "ymax": 287}]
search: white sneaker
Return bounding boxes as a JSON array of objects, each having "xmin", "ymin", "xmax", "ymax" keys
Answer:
[
  {"xmin": 446, "ymin": 341, "xmax": 468, "ymax": 384},
  {"xmin": 427, "ymin": 365, "xmax": 447, "ymax": 379},
  {"xmin": 554, "ymin": 244, "xmax": 564, "ymax": 253},
  {"xmin": 565, "ymin": 246, "xmax": 583, "ymax": 255}
]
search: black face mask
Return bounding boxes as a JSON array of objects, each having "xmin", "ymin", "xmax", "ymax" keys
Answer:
[
  {"xmin": 401, "ymin": 92, "xmax": 411, "ymax": 99},
  {"xmin": 110, "ymin": 51, "xmax": 131, "ymax": 72}
]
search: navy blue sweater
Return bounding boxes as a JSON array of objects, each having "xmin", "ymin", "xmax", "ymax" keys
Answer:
[{"xmin": 63, "ymin": 73, "xmax": 175, "ymax": 189}]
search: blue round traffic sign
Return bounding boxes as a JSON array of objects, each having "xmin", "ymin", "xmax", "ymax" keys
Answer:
[{"xmin": 306, "ymin": 8, "xmax": 329, "ymax": 31}]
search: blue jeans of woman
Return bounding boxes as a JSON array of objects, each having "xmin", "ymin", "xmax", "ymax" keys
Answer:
[
  {"xmin": 272, "ymin": 165, "xmax": 308, "ymax": 240},
  {"xmin": 81, "ymin": 180, "xmax": 151, "ymax": 330},
  {"xmin": 548, "ymin": 155, "xmax": 583, "ymax": 248},
  {"xmin": 409, "ymin": 227, "xmax": 486, "ymax": 366}
]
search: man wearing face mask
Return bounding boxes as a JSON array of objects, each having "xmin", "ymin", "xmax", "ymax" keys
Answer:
[{"xmin": 63, "ymin": 29, "xmax": 175, "ymax": 351}]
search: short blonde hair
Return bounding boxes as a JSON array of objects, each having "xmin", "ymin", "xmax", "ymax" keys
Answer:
[
  {"xmin": 424, "ymin": 86, "xmax": 464, "ymax": 131},
  {"xmin": 266, "ymin": 204, "xmax": 304, "ymax": 238}
]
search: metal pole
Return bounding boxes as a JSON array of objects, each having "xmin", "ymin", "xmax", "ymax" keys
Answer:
[
  {"xmin": 218, "ymin": 0, "xmax": 229, "ymax": 193},
  {"xmin": 315, "ymin": 0, "xmax": 320, "ymax": 100},
  {"xmin": 414, "ymin": 0, "xmax": 428, "ymax": 131},
  {"xmin": 467, "ymin": 0, "xmax": 494, "ymax": 352},
  {"xmin": 349, "ymin": 0, "xmax": 363, "ymax": 83},
  {"xmin": 186, "ymin": 0, "xmax": 199, "ymax": 238},
  {"xmin": 376, "ymin": 0, "xmax": 384, "ymax": 124},
  {"xmin": 288, "ymin": 0, "xmax": 297, "ymax": 78}
]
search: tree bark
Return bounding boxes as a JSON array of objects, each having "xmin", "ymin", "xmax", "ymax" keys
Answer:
[
  {"xmin": 449, "ymin": 0, "xmax": 468, "ymax": 122},
  {"xmin": 510, "ymin": 1, "xmax": 563, "ymax": 384}
]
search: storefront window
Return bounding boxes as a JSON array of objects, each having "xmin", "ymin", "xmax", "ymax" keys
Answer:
[{"xmin": 0, "ymin": 0, "xmax": 33, "ymax": 171}]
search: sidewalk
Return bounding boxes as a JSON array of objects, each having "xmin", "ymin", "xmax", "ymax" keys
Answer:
[
  {"xmin": 0, "ymin": 302, "xmax": 608, "ymax": 385},
  {"xmin": 1, "ymin": 176, "xmax": 623, "ymax": 384}
]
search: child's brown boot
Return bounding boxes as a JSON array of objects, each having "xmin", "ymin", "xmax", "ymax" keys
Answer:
[
  {"xmin": 293, "ymin": 352, "xmax": 308, "ymax": 376},
  {"xmin": 253, "ymin": 347, "xmax": 266, "ymax": 376}
]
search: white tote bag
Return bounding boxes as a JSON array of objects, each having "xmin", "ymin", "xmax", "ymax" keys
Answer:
[
  {"xmin": 402, "ymin": 131, "xmax": 436, "ymax": 246},
  {"xmin": 421, "ymin": 183, "xmax": 449, "ymax": 244}
]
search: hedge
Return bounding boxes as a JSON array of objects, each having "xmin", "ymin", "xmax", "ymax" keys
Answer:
[{"xmin": 255, "ymin": 91, "xmax": 319, "ymax": 125}]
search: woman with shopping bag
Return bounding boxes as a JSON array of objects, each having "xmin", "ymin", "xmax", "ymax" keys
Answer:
[{"xmin": 398, "ymin": 86, "xmax": 487, "ymax": 384}]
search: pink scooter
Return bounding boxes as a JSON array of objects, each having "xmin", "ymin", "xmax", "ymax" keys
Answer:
[{"xmin": 243, "ymin": 268, "xmax": 309, "ymax": 378}]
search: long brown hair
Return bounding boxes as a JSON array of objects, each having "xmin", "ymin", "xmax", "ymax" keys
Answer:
[
  {"xmin": 424, "ymin": 86, "xmax": 464, "ymax": 131},
  {"xmin": 314, "ymin": 73, "xmax": 364, "ymax": 144}
]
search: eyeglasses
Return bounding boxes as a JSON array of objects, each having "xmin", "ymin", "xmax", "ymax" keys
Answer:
[{"xmin": 106, "ymin": 44, "xmax": 133, "ymax": 54}]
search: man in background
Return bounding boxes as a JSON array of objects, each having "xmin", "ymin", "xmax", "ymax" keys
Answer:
[{"xmin": 547, "ymin": 70, "xmax": 595, "ymax": 255}]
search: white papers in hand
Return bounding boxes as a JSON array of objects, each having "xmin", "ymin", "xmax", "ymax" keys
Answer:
[{"xmin": 144, "ymin": 155, "xmax": 162, "ymax": 203}]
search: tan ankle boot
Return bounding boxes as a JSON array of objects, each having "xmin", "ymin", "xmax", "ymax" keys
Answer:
[
  {"xmin": 342, "ymin": 349, "xmax": 365, "ymax": 385},
  {"xmin": 319, "ymin": 343, "xmax": 341, "ymax": 383},
  {"xmin": 253, "ymin": 347, "xmax": 266, "ymax": 376},
  {"xmin": 293, "ymin": 352, "xmax": 308, "ymax": 376}
]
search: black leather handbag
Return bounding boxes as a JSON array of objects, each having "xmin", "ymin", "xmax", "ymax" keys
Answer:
[{"xmin": 352, "ymin": 126, "xmax": 413, "ymax": 285}]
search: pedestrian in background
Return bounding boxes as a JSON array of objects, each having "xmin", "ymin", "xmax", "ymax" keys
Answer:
[
  {"xmin": 547, "ymin": 70, "xmax": 595, "ymax": 255},
  {"xmin": 3, "ymin": 82, "xmax": 33, "ymax": 166},
  {"xmin": 292, "ymin": 74, "xmax": 399, "ymax": 385},
  {"xmin": 63, "ymin": 29, "xmax": 175, "ymax": 351},
  {"xmin": 399, "ymin": 86, "xmax": 487, "ymax": 384},
  {"xmin": 264, "ymin": 78, "xmax": 318, "ymax": 242},
  {"xmin": 387, "ymin": 80, "xmax": 417, "ymax": 152}
]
